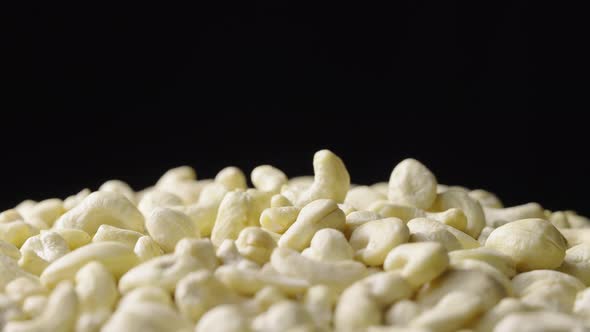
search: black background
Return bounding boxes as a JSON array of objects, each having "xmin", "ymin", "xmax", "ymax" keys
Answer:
[{"xmin": 2, "ymin": 1, "xmax": 588, "ymax": 215}]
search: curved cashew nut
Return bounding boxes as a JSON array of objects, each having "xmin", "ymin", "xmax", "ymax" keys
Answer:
[
  {"xmin": 468, "ymin": 189, "xmax": 503, "ymax": 208},
  {"xmin": 432, "ymin": 190, "xmax": 485, "ymax": 238},
  {"xmin": 485, "ymin": 218, "xmax": 567, "ymax": 271},
  {"xmin": 175, "ymin": 270, "xmax": 239, "ymax": 322},
  {"xmin": 252, "ymin": 300, "xmax": 314, "ymax": 332},
  {"xmin": 409, "ymin": 291, "xmax": 483, "ymax": 332},
  {"xmin": 92, "ymin": 224, "xmax": 143, "ymax": 248},
  {"xmin": 118, "ymin": 253, "xmax": 205, "ymax": 293},
  {"xmin": 145, "ymin": 207, "xmax": 199, "ymax": 253},
  {"xmin": 388, "ymin": 158, "xmax": 438, "ymax": 209},
  {"xmin": 3, "ymin": 281, "xmax": 78, "ymax": 332},
  {"xmin": 40, "ymin": 241, "xmax": 139, "ymax": 288},
  {"xmin": 251, "ymin": 165, "xmax": 288, "ymax": 193},
  {"xmin": 215, "ymin": 166, "xmax": 247, "ymax": 191},
  {"xmin": 415, "ymin": 269, "xmax": 510, "ymax": 311},
  {"xmin": 512, "ymin": 270, "xmax": 585, "ymax": 312},
  {"xmin": 215, "ymin": 264, "xmax": 310, "ymax": 296},
  {"xmin": 138, "ymin": 190, "xmax": 183, "ymax": 217},
  {"xmin": 406, "ymin": 218, "xmax": 462, "ymax": 252},
  {"xmin": 195, "ymin": 304, "xmax": 251, "ymax": 332},
  {"xmin": 101, "ymin": 302, "xmax": 192, "ymax": 332},
  {"xmin": 449, "ymin": 247, "xmax": 516, "ymax": 277},
  {"xmin": 292, "ymin": 150, "xmax": 350, "ymax": 207},
  {"xmin": 302, "ymin": 228, "xmax": 354, "ymax": 262},
  {"xmin": 235, "ymin": 227, "xmax": 276, "ymax": 265},
  {"xmin": 0, "ymin": 221, "xmax": 38, "ymax": 248},
  {"xmin": 270, "ymin": 247, "xmax": 367, "ymax": 290},
  {"xmin": 334, "ymin": 271, "xmax": 413, "ymax": 331},
  {"xmin": 345, "ymin": 186, "xmax": 387, "ymax": 211},
  {"xmin": 260, "ymin": 206, "xmax": 300, "ymax": 234},
  {"xmin": 54, "ymin": 191, "xmax": 145, "ymax": 235},
  {"xmin": 98, "ymin": 180, "xmax": 136, "ymax": 203},
  {"xmin": 0, "ymin": 240, "xmax": 21, "ymax": 260},
  {"xmin": 385, "ymin": 299, "xmax": 422, "ymax": 326},
  {"xmin": 278, "ymin": 199, "xmax": 345, "ymax": 251},
  {"xmin": 384, "ymin": 242, "xmax": 449, "ymax": 288},
  {"xmin": 350, "ymin": 218, "xmax": 409, "ymax": 266},
  {"xmin": 63, "ymin": 188, "xmax": 91, "ymax": 211},
  {"xmin": 211, "ymin": 191, "xmax": 259, "ymax": 247},
  {"xmin": 134, "ymin": 235, "xmax": 163, "ymax": 262},
  {"xmin": 483, "ymin": 202, "xmax": 545, "ymax": 227},
  {"xmin": 559, "ymin": 243, "xmax": 590, "ymax": 285}
]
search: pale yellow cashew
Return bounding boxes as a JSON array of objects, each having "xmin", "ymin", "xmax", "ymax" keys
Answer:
[
  {"xmin": 431, "ymin": 190, "xmax": 486, "ymax": 238},
  {"xmin": 485, "ymin": 218, "xmax": 567, "ymax": 271},
  {"xmin": 449, "ymin": 247, "xmax": 516, "ymax": 277},
  {"xmin": 133, "ymin": 235, "xmax": 163, "ymax": 262},
  {"xmin": 19, "ymin": 231, "xmax": 70, "ymax": 275},
  {"xmin": 98, "ymin": 180, "xmax": 136, "ymax": 203},
  {"xmin": 385, "ymin": 299, "xmax": 422, "ymax": 326},
  {"xmin": 215, "ymin": 166, "xmax": 248, "ymax": 191},
  {"xmin": 289, "ymin": 149, "xmax": 350, "ymax": 207},
  {"xmin": 559, "ymin": 243, "xmax": 590, "ymax": 286},
  {"xmin": 195, "ymin": 304, "xmax": 251, "ymax": 332},
  {"xmin": 270, "ymin": 247, "xmax": 367, "ymax": 290},
  {"xmin": 409, "ymin": 291, "xmax": 484, "ymax": 332},
  {"xmin": 303, "ymin": 285, "xmax": 337, "ymax": 330},
  {"xmin": 512, "ymin": 269, "xmax": 585, "ymax": 313},
  {"xmin": 235, "ymin": 227, "xmax": 276, "ymax": 265},
  {"xmin": 75, "ymin": 262, "xmax": 118, "ymax": 332},
  {"xmin": 3, "ymin": 281, "xmax": 78, "ymax": 332},
  {"xmin": 494, "ymin": 311, "xmax": 587, "ymax": 332},
  {"xmin": 101, "ymin": 302, "xmax": 192, "ymax": 332},
  {"xmin": 278, "ymin": 199, "xmax": 345, "ymax": 251},
  {"xmin": 0, "ymin": 221, "xmax": 38, "ymax": 248},
  {"xmin": 302, "ymin": 228, "xmax": 354, "ymax": 262},
  {"xmin": 251, "ymin": 165, "xmax": 288, "ymax": 193},
  {"xmin": 468, "ymin": 189, "xmax": 503, "ymax": 208},
  {"xmin": 470, "ymin": 298, "xmax": 530, "ymax": 332},
  {"xmin": 345, "ymin": 186, "xmax": 387, "ymax": 211},
  {"xmin": 211, "ymin": 191, "xmax": 260, "ymax": 246},
  {"xmin": 215, "ymin": 264, "xmax": 310, "ymax": 296},
  {"xmin": 54, "ymin": 191, "xmax": 145, "ymax": 235},
  {"xmin": 259, "ymin": 206, "xmax": 300, "ymax": 234},
  {"xmin": 179, "ymin": 183, "xmax": 228, "ymax": 237},
  {"xmin": 416, "ymin": 268, "xmax": 510, "ymax": 311},
  {"xmin": 92, "ymin": 224, "xmax": 143, "ymax": 248},
  {"xmin": 334, "ymin": 271, "xmax": 413, "ymax": 331},
  {"xmin": 63, "ymin": 188, "xmax": 91, "ymax": 211},
  {"xmin": 20, "ymin": 198, "xmax": 65, "ymax": 229},
  {"xmin": 40, "ymin": 241, "xmax": 139, "ymax": 288},
  {"xmin": 350, "ymin": 217, "xmax": 409, "ymax": 266},
  {"xmin": 483, "ymin": 202, "xmax": 545, "ymax": 227},
  {"xmin": 388, "ymin": 158, "xmax": 438, "ymax": 210},
  {"xmin": 0, "ymin": 240, "xmax": 21, "ymax": 260},
  {"xmin": 384, "ymin": 242, "xmax": 449, "ymax": 288},
  {"xmin": 137, "ymin": 190, "xmax": 183, "ymax": 217},
  {"xmin": 252, "ymin": 300, "xmax": 314, "ymax": 332},
  {"xmin": 118, "ymin": 253, "xmax": 206, "ymax": 293},
  {"xmin": 145, "ymin": 207, "xmax": 200, "ymax": 253},
  {"xmin": 345, "ymin": 210, "xmax": 382, "ymax": 235},
  {"xmin": 175, "ymin": 270, "xmax": 240, "ymax": 322},
  {"xmin": 406, "ymin": 218, "xmax": 463, "ymax": 252}
]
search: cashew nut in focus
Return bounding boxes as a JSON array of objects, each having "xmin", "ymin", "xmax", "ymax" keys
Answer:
[{"xmin": 1, "ymin": 150, "xmax": 589, "ymax": 332}]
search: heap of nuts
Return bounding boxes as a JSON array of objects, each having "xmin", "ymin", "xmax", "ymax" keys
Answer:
[{"xmin": 2, "ymin": 149, "xmax": 590, "ymax": 332}]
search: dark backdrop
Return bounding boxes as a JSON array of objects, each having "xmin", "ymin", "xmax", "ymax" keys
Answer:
[{"xmin": 2, "ymin": 1, "xmax": 588, "ymax": 215}]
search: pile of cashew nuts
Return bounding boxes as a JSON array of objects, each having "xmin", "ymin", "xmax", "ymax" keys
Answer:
[{"xmin": 2, "ymin": 150, "xmax": 590, "ymax": 332}]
